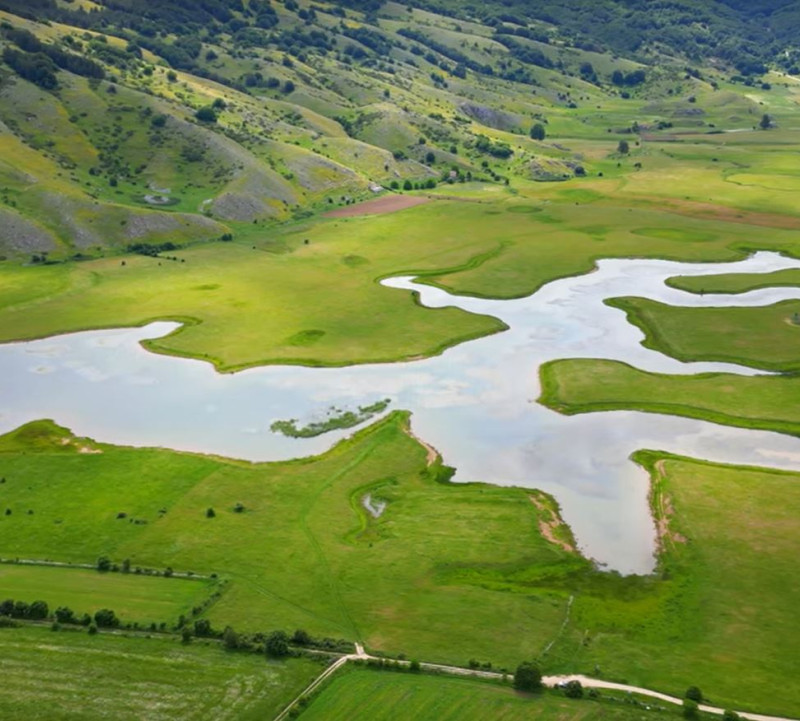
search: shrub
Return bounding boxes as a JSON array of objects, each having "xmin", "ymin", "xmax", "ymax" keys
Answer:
[
  {"xmin": 683, "ymin": 699, "xmax": 700, "ymax": 719},
  {"xmin": 195, "ymin": 106, "xmax": 217, "ymax": 123},
  {"xmin": 94, "ymin": 609, "xmax": 120, "ymax": 628},
  {"xmin": 265, "ymin": 630, "xmax": 290, "ymax": 657},
  {"xmin": 513, "ymin": 662, "xmax": 542, "ymax": 692},
  {"xmin": 564, "ymin": 680, "xmax": 584, "ymax": 698},
  {"xmin": 685, "ymin": 686, "xmax": 703, "ymax": 702}
]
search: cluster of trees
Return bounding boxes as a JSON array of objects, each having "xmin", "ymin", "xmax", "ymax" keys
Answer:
[
  {"xmin": 611, "ymin": 69, "xmax": 646, "ymax": 87},
  {"xmin": 0, "ymin": 597, "xmax": 120, "ymax": 631},
  {"xmin": 475, "ymin": 135, "xmax": 513, "ymax": 159}
]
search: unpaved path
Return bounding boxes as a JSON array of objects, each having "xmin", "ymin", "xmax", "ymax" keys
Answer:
[
  {"xmin": 274, "ymin": 647, "xmax": 799, "ymax": 721},
  {"xmin": 324, "ymin": 194, "xmax": 430, "ymax": 218}
]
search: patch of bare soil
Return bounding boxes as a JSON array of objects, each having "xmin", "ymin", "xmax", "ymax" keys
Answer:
[
  {"xmin": 324, "ymin": 194, "xmax": 430, "ymax": 218},
  {"xmin": 652, "ymin": 460, "xmax": 687, "ymax": 551},
  {"xmin": 529, "ymin": 493, "xmax": 576, "ymax": 553},
  {"xmin": 402, "ymin": 424, "xmax": 439, "ymax": 466}
]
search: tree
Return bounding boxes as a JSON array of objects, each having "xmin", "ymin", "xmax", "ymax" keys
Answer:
[
  {"xmin": 55, "ymin": 606, "xmax": 76, "ymax": 624},
  {"xmin": 513, "ymin": 662, "xmax": 542, "ymax": 692},
  {"xmin": 94, "ymin": 608, "xmax": 120, "ymax": 628},
  {"xmin": 195, "ymin": 106, "xmax": 217, "ymax": 123},
  {"xmin": 265, "ymin": 630, "xmax": 290, "ymax": 657},
  {"xmin": 28, "ymin": 600, "xmax": 49, "ymax": 620},
  {"xmin": 564, "ymin": 680, "xmax": 584, "ymax": 698},
  {"xmin": 282, "ymin": 80, "xmax": 295, "ymax": 93},
  {"xmin": 88, "ymin": 622, "xmax": 98, "ymax": 636},
  {"xmin": 611, "ymin": 69, "xmax": 624, "ymax": 86},
  {"xmin": 291, "ymin": 629, "xmax": 312, "ymax": 646},
  {"xmin": 97, "ymin": 556, "xmax": 111, "ymax": 572},
  {"xmin": 409, "ymin": 659, "xmax": 421, "ymax": 672},
  {"xmin": 760, "ymin": 113, "xmax": 772, "ymax": 130},
  {"xmin": 683, "ymin": 699, "xmax": 700, "ymax": 719},
  {"xmin": 194, "ymin": 619, "xmax": 213, "ymax": 637},
  {"xmin": 222, "ymin": 626, "xmax": 239, "ymax": 650},
  {"xmin": 723, "ymin": 711, "xmax": 741, "ymax": 721},
  {"xmin": 685, "ymin": 686, "xmax": 703, "ymax": 703},
  {"xmin": 530, "ymin": 123, "xmax": 546, "ymax": 141},
  {"xmin": 402, "ymin": 179, "xmax": 413, "ymax": 191},
  {"xmin": 206, "ymin": 507, "xmax": 216, "ymax": 518},
  {"xmin": 181, "ymin": 626, "xmax": 192, "ymax": 644},
  {"xmin": 617, "ymin": 140, "xmax": 630, "ymax": 154}
]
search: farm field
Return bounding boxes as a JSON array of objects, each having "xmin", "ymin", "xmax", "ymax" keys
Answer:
[
  {"xmin": 298, "ymin": 669, "xmax": 675, "ymax": 721},
  {"xmin": 0, "ymin": 563, "xmax": 214, "ymax": 627},
  {"xmin": 1, "ymin": 418, "xmax": 799, "ymax": 715},
  {"xmin": 0, "ymin": 624, "xmax": 321, "ymax": 721}
]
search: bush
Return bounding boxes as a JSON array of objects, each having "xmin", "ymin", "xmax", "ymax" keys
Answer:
[
  {"xmin": 683, "ymin": 699, "xmax": 700, "ymax": 719},
  {"xmin": 88, "ymin": 623, "xmax": 98, "ymax": 635},
  {"xmin": 195, "ymin": 106, "xmax": 217, "ymax": 123},
  {"xmin": 564, "ymin": 680, "xmax": 583, "ymax": 698},
  {"xmin": 685, "ymin": 686, "xmax": 703, "ymax": 702},
  {"xmin": 265, "ymin": 630, "xmax": 290, "ymax": 657},
  {"xmin": 94, "ymin": 609, "xmax": 120, "ymax": 628},
  {"xmin": 530, "ymin": 123, "xmax": 546, "ymax": 141},
  {"xmin": 513, "ymin": 662, "xmax": 542, "ymax": 692}
]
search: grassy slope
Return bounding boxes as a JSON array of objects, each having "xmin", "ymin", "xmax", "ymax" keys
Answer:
[
  {"xmin": 667, "ymin": 267, "xmax": 800, "ymax": 294},
  {"xmin": 539, "ymin": 358, "xmax": 800, "ymax": 436},
  {"xmin": 2, "ymin": 418, "xmax": 800, "ymax": 714},
  {"xmin": 299, "ymin": 669, "xmax": 674, "ymax": 721},
  {"xmin": 0, "ymin": 624, "xmax": 320, "ymax": 721},
  {"xmin": 606, "ymin": 296, "xmax": 800, "ymax": 371}
]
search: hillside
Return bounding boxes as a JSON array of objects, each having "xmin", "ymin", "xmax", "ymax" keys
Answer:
[{"xmin": 0, "ymin": 0, "xmax": 792, "ymax": 259}]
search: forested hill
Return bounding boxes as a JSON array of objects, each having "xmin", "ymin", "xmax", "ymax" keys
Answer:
[
  {"xmin": 4, "ymin": 0, "xmax": 799, "ymax": 73},
  {"xmin": 0, "ymin": 0, "xmax": 795, "ymax": 258}
]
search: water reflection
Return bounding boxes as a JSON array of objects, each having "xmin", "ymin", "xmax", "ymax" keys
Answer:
[{"xmin": 3, "ymin": 251, "xmax": 800, "ymax": 573}]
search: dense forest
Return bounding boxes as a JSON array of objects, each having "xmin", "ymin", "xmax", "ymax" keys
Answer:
[{"xmin": 1, "ymin": 0, "xmax": 798, "ymax": 75}]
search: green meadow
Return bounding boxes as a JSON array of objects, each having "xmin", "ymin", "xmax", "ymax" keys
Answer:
[
  {"xmin": 4, "ymin": 194, "xmax": 800, "ymax": 371},
  {"xmin": 606, "ymin": 296, "xmax": 800, "ymax": 371},
  {"xmin": 539, "ymin": 358, "xmax": 800, "ymax": 436},
  {"xmin": 299, "ymin": 669, "xmax": 678, "ymax": 721},
  {"xmin": 1, "ymin": 417, "xmax": 799, "ymax": 715},
  {"xmin": 0, "ymin": 624, "xmax": 321, "ymax": 721},
  {"xmin": 667, "ymin": 267, "xmax": 800, "ymax": 294}
]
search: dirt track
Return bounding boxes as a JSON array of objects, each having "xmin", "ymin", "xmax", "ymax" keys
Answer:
[{"xmin": 324, "ymin": 194, "xmax": 430, "ymax": 218}]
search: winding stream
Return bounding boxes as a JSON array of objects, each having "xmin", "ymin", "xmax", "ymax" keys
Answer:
[{"xmin": 3, "ymin": 251, "xmax": 800, "ymax": 573}]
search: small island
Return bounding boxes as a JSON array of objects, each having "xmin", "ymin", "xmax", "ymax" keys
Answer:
[{"xmin": 270, "ymin": 399, "xmax": 391, "ymax": 438}]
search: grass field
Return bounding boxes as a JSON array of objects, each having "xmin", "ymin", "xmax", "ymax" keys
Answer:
[
  {"xmin": 667, "ymin": 267, "xmax": 800, "ymax": 294},
  {"xmin": 606, "ymin": 296, "xmax": 800, "ymax": 371},
  {"xmin": 0, "ymin": 564, "xmax": 214, "ymax": 626},
  {"xmin": 0, "ymin": 416, "xmax": 580, "ymax": 667},
  {"xmin": 298, "ymin": 669, "xmax": 677, "ymax": 721},
  {"xmin": 539, "ymin": 358, "xmax": 800, "ymax": 436},
  {"xmin": 547, "ymin": 452, "xmax": 800, "ymax": 717},
  {"xmin": 3, "ymin": 193, "xmax": 800, "ymax": 370},
  {"xmin": 2, "ymin": 417, "xmax": 800, "ymax": 715},
  {"xmin": 0, "ymin": 624, "xmax": 321, "ymax": 721}
]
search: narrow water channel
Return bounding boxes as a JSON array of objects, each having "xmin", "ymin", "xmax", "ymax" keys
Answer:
[{"xmin": 3, "ymin": 251, "xmax": 800, "ymax": 573}]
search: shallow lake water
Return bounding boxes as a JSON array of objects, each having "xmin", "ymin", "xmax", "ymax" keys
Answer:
[{"xmin": 3, "ymin": 251, "xmax": 800, "ymax": 573}]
